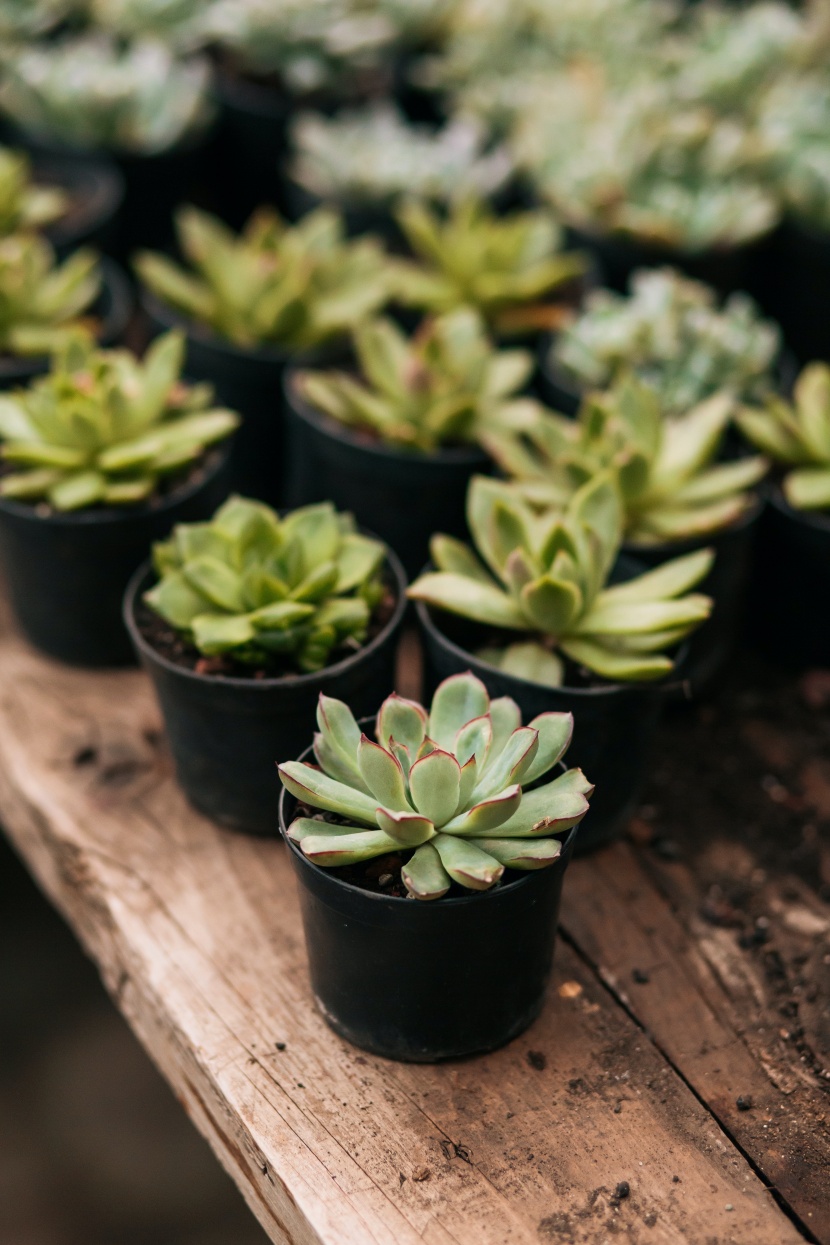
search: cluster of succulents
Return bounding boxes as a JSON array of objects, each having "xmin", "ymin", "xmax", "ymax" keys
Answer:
[
  {"xmin": 280, "ymin": 670, "xmax": 592, "ymax": 897},
  {"xmin": 136, "ymin": 205, "xmax": 393, "ymax": 352},
  {"xmin": 295, "ymin": 308, "xmax": 534, "ymax": 453},
  {"xmin": 289, "ymin": 106, "xmax": 512, "ymax": 207},
  {"xmin": 409, "ymin": 472, "xmax": 713, "ymax": 685},
  {"xmin": 0, "ymin": 330, "xmax": 238, "ymax": 508},
  {"xmin": 390, "ymin": 198, "xmax": 586, "ymax": 336},
  {"xmin": 0, "ymin": 34, "xmax": 213, "ymax": 154},
  {"xmin": 0, "ymin": 234, "xmax": 101, "ymax": 356},
  {"xmin": 550, "ymin": 267, "xmax": 781, "ymax": 413},
  {"xmin": 0, "ymin": 146, "xmax": 68, "ymax": 237},
  {"xmin": 737, "ymin": 364, "xmax": 830, "ymax": 512},
  {"xmin": 145, "ymin": 496, "xmax": 387, "ymax": 670}
]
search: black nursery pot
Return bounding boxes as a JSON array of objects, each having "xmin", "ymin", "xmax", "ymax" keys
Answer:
[
  {"xmin": 0, "ymin": 444, "xmax": 233, "ymax": 667},
  {"xmin": 280, "ymin": 752, "xmax": 578, "ymax": 1062},
  {"xmin": 124, "ymin": 546, "xmax": 407, "ymax": 836},
  {"xmin": 415, "ymin": 599, "xmax": 669, "ymax": 853},
  {"xmin": 755, "ymin": 219, "xmax": 830, "ymax": 366},
  {"xmin": 35, "ymin": 154, "xmax": 126, "ymax": 258},
  {"xmin": 210, "ymin": 69, "xmax": 291, "ymax": 226},
  {"xmin": 283, "ymin": 373, "xmax": 490, "ymax": 577},
  {"xmin": 0, "ymin": 256, "xmax": 132, "ymax": 391}
]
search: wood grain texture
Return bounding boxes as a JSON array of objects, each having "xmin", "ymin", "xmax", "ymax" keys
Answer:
[{"xmin": 0, "ymin": 614, "xmax": 813, "ymax": 1245}]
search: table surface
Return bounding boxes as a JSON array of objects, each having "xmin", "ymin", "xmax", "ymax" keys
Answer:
[{"xmin": 1, "ymin": 616, "xmax": 827, "ymax": 1245}]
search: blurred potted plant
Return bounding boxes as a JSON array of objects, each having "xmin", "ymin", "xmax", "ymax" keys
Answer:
[
  {"xmin": 136, "ymin": 204, "xmax": 394, "ymax": 501},
  {"xmin": 408, "ymin": 472, "xmax": 712, "ymax": 848},
  {"xmin": 0, "ymin": 329, "xmax": 238, "ymax": 664},
  {"xmin": 285, "ymin": 307, "xmax": 534, "ymax": 572},
  {"xmin": 279, "ymin": 670, "xmax": 590, "ymax": 1059},
  {"xmin": 126, "ymin": 495, "xmax": 407, "ymax": 833}
]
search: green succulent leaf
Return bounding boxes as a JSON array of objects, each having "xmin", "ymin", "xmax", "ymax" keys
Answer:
[
  {"xmin": 409, "ymin": 748, "xmax": 462, "ymax": 825},
  {"xmin": 427, "ymin": 671, "xmax": 490, "ymax": 749},
  {"xmin": 401, "ymin": 842, "xmax": 452, "ymax": 900},
  {"xmin": 358, "ymin": 735, "xmax": 411, "ymax": 812},
  {"xmin": 375, "ymin": 808, "xmax": 435, "ymax": 847},
  {"xmin": 432, "ymin": 833, "xmax": 504, "ymax": 890}
]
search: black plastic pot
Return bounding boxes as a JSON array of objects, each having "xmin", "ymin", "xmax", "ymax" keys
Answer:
[
  {"xmin": 0, "ymin": 256, "xmax": 132, "ymax": 391},
  {"xmin": 624, "ymin": 501, "xmax": 761, "ymax": 698},
  {"xmin": 124, "ymin": 545, "xmax": 407, "ymax": 835},
  {"xmin": 283, "ymin": 372, "xmax": 490, "ymax": 577},
  {"xmin": 754, "ymin": 219, "xmax": 830, "ymax": 366},
  {"xmin": 746, "ymin": 486, "xmax": 830, "ymax": 669},
  {"xmin": 415, "ymin": 599, "xmax": 669, "ymax": 853},
  {"xmin": 210, "ymin": 69, "xmax": 291, "ymax": 226},
  {"xmin": 280, "ymin": 744, "xmax": 578, "ymax": 1062},
  {"xmin": 35, "ymin": 154, "xmax": 126, "ymax": 258},
  {"xmin": 0, "ymin": 443, "xmax": 232, "ymax": 667}
]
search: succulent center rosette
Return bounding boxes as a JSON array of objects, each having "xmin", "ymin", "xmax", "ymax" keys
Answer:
[{"xmin": 279, "ymin": 671, "xmax": 593, "ymax": 900}]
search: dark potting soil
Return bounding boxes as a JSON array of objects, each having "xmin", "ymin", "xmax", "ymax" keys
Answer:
[{"xmin": 134, "ymin": 574, "xmax": 398, "ymax": 681}]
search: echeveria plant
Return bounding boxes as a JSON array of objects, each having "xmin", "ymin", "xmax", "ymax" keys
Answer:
[
  {"xmin": 0, "ymin": 331, "xmax": 238, "ymax": 509},
  {"xmin": 391, "ymin": 197, "xmax": 587, "ymax": 336},
  {"xmin": 280, "ymin": 670, "xmax": 592, "ymax": 898},
  {"xmin": 737, "ymin": 363, "xmax": 830, "ymax": 511},
  {"xmin": 0, "ymin": 234, "xmax": 100, "ymax": 356},
  {"xmin": 408, "ymin": 473, "xmax": 713, "ymax": 686},
  {"xmin": 146, "ymin": 497, "xmax": 387, "ymax": 671},
  {"xmin": 289, "ymin": 105, "xmax": 512, "ymax": 207},
  {"xmin": 487, "ymin": 376, "xmax": 767, "ymax": 544},
  {"xmin": 550, "ymin": 267, "xmax": 781, "ymax": 413},
  {"xmin": 136, "ymin": 205, "xmax": 392, "ymax": 352},
  {"xmin": 0, "ymin": 35, "xmax": 213, "ymax": 155},
  {"xmin": 295, "ymin": 308, "xmax": 534, "ymax": 452},
  {"xmin": 0, "ymin": 146, "xmax": 68, "ymax": 236}
]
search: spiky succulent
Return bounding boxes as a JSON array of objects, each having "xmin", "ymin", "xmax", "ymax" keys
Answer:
[
  {"xmin": 0, "ymin": 35, "xmax": 212, "ymax": 155},
  {"xmin": 0, "ymin": 234, "xmax": 100, "ymax": 357},
  {"xmin": 0, "ymin": 146, "xmax": 68, "ymax": 237},
  {"xmin": 0, "ymin": 331, "xmax": 238, "ymax": 510},
  {"xmin": 279, "ymin": 670, "xmax": 592, "ymax": 899},
  {"xmin": 289, "ymin": 106, "xmax": 512, "ymax": 207},
  {"xmin": 294, "ymin": 308, "xmax": 534, "ymax": 453},
  {"xmin": 391, "ymin": 198, "xmax": 587, "ymax": 336},
  {"xmin": 408, "ymin": 473, "xmax": 714, "ymax": 686},
  {"xmin": 146, "ymin": 497, "xmax": 388, "ymax": 671},
  {"xmin": 550, "ymin": 268, "xmax": 781, "ymax": 414},
  {"xmin": 736, "ymin": 363, "xmax": 830, "ymax": 511},
  {"xmin": 486, "ymin": 376, "xmax": 768, "ymax": 545},
  {"xmin": 135, "ymin": 206, "xmax": 393, "ymax": 353}
]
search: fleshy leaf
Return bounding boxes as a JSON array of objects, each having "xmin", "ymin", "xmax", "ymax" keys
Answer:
[
  {"xmin": 427, "ymin": 671, "xmax": 490, "ymax": 749},
  {"xmin": 467, "ymin": 837, "xmax": 563, "ymax": 868},
  {"xmin": 377, "ymin": 693, "xmax": 428, "ymax": 754},
  {"xmin": 409, "ymin": 748, "xmax": 462, "ymax": 826},
  {"xmin": 278, "ymin": 761, "xmax": 379, "ymax": 826},
  {"xmin": 357, "ymin": 736, "xmax": 411, "ymax": 812},
  {"xmin": 443, "ymin": 784, "xmax": 522, "ymax": 835},
  {"xmin": 375, "ymin": 808, "xmax": 435, "ymax": 846},
  {"xmin": 402, "ymin": 842, "xmax": 451, "ymax": 900},
  {"xmin": 432, "ymin": 834, "xmax": 504, "ymax": 890}
]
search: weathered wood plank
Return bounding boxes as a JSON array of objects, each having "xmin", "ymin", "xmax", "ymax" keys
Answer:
[{"xmin": 0, "ymin": 618, "xmax": 811, "ymax": 1245}]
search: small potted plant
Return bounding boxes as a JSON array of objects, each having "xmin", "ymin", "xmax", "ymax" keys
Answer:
[
  {"xmin": 125, "ymin": 495, "xmax": 407, "ymax": 834},
  {"xmin": 0, "ymin": 329, "xmax": 238, "ymax": 664},
  {"xmin": 486, "ymin": 376, "xmax": 768, "ymax": 693},
  {"xmin": 408, "ymin": 472, "xmax": 713, "ymax": 848},
  {"xmin": 278, "ymin": 670, "xmax": 591, "ymax": 1060},
  {"xmin": 135, "ymin": 204, "xmax": 394, "ymax": 501},
  {"xmin": 285, "ymin": 308, "xmax": 534, "ymax": 573},
  {"xmin": 736, "ymin": 363, "xmax": 830, "ymax": 666},
  {"xmin": 0, "ymin": 233, "xmax": 131, "ymax": 388},
  {"xmin": 542, "ymin": 266, "xmax": 783, "ymax": 416}
]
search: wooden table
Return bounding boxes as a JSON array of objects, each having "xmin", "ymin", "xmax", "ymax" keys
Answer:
[{"xmin": 1, "ymin": 614, "xmax": 827, "ymax": 1245}]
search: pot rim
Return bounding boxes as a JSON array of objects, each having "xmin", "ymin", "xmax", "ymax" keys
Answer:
[
  {"xmin": 0, "ymin": 439, "xmax": 232, "ymax": 529},
  {"xmin": 124, "ymin": 535, "xmax": 408, "ymax": 691},
  {"xmin": 284, "ymin": 367, "xmax": 492, "ymax": 467},
  {"xmin": 768, "ymin": 480, "xmax": 830, "ymax": 534},
  {"xmin": 279, "ymin": 731, "xmax": 578, "ymax": 909}
]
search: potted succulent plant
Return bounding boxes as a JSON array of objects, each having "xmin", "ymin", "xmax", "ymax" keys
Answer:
[
  {"xmin": 408, "ymin": 473, "xmax": 712, "ymax": 848},
  {"xmin": 284, "ymin": 308, "xmax": 534, "ymax": 573},
  {"xmin": 278, "ymin": 670, "xmax": 590, "ymax": 1060},
  {"xmin": 125, "ymin": 495, "xmax": 407, "ymax": 834},
  {"xmin": 135, "ymin": 204, "xmax": 394, "ymax": 501},
  {"xmin": 0, "ymin": 329, "xmax": 238, "ymax": 664},
  {"xmin": 542, "ymin": 266, "xmax": 782, "ymax": 416},
  {"xmin": 486, "ymin": 377, "xmax": 768, "ymax": 693},
  {"xmin": 736, "ymin": 363, "xmax": 830, "ymax": 666},
  {"xmin": 0, "ymin": 234, "xmax": 131, "ymax": 388}
]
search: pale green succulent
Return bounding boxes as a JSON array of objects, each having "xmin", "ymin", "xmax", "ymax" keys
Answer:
[
  {"xmin": 146, "ymin": 497, "xmax": 387, "ymax": 671},
  {"xmin": 280, "ymin": 670, "xmax": 592, "ymax": 899},
  {"xmin": 135, "ymin": 205, "xmax": 393, "ymax": 352},
  {"xmin": 0, "ymin": 35, "xmax": 213, "ymax": 155},
  {"xmin": 294, "ymin": 309, "xmax": 534, "ymax": 453},
  {"xmin": 289, "ymin": 106, "xmax": 512, "ymax": 207},
  {"xmin": 391, "ymin": 197, "xmax": 587, "ymax": 337},
  {"xmin": 0, "ymin": 233, "xmax": 100, "ymax": 357},
  {"xmin": 89, "ymin": 0, "xmax": 210, "ymax": 50},
  {"xmin": 408, "ymin": 472, "xmax": 714, "ymax": 686},
  {"xmin": 487, "ymin": 376, "xmax": 768, "ymax": 545},
  {"xmin": 0, "ymin": 146, "xmax": 68, "ymax": 238},
  {"xmin": 0, "ymin": 0, "xmax": 75, "ymax": 41},
  {"xmin": 0, "ymin": 331, "xmax": 238, "ymax": 510},
  {"xmin": 736, "ymin": 363, "xmax": 830, "ymax": 512},
  {"xmin": 756, "ymin": 74, "xmax": 830, "ymax": 231},
  {"xmin": 550, "ymin": 267, "xmax": 781, "ymax": 414}
]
